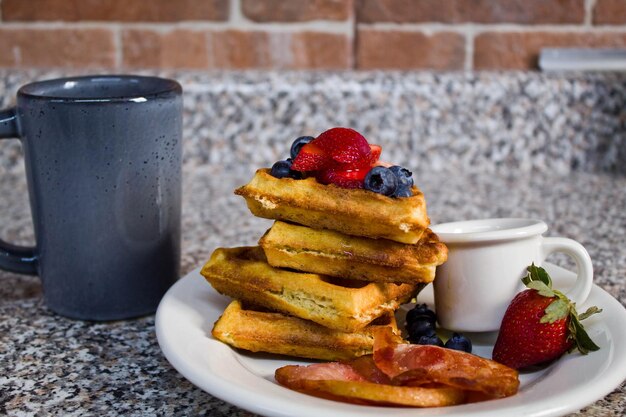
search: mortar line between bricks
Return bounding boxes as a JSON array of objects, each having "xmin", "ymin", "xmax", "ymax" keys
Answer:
[
  {"xmin": 350, "ymin": 0, "xmax": 357, "ymax": 69},
  {"xmin": 4, "ymin": 21, "xmax": 624, "ymax": 35},
  {"xmin": 229, "ymin": 0, "xmax": 249, "ymax": 25},
  {"xmin": 464, "ymin": 29, "xmax": 475, "ymax": 71},
  {"xmin": 0, "ymin": 20, "xmax": 354, "ymax": 34},
  {"xmin": 584, "ymin": 0, "xmax": 597, "ymax": 26},
  {"xmin": 352, "ymin": 28, "xmax": 360, "ymax": 70},
  {"xmin": 357, "ymin": 22, "xmax": 626, "ymax": 33},
  {"xmin": 112, "ymin": 23, "xmax": 122, "ymax": 69}
]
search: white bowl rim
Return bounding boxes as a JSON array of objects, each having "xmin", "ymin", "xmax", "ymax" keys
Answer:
[{"xmin": 430, "ymin": 218, "xmax": 548, "ymax": 243}]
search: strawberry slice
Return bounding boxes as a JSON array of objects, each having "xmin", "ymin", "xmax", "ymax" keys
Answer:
[
  {"xmin": 369, "ymin": 144, "xmax": 381, "ymax": 163},
  {"xmin": 314, "ymin": 128, "xmax": 371, "ymax": 167},
  {"xmin": 316, "ymin": 167, "xmax": 369, "ymax": 189},
  {"xmin": 348, "ymin": 144, "xmax": 381, "ymax": 169},
  {"xmin": 291, "ymin": 142, "xmax": 331, "ymax": 171}
]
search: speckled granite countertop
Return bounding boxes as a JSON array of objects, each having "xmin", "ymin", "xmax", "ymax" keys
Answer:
[{"xmin": 1, "ymin": 70, "xmax": 625, "ymax": 416}]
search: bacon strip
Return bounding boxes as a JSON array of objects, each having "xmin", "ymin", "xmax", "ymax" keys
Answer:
[
  {"xmin": 275, "ymin": 362, "xmax": 367, "ymax": 387},
  {"xmin": 346, "ymin": 355, "xmax": 391, "ymax": 384},
  {"xmin": 373, "ymin": 328, "xmax": 519, "ymax": 398},
  {"xmin": 275, "ymin": 362, "xmax": 465, "ymax": 407},
  {"xmin": 274, "ymin": 329, "xmax": 519, "ymax": 407}
]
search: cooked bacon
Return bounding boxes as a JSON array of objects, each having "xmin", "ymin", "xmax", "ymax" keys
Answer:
[
  {"xmin": 275, "ymin": 362, "xmax": 465, "ymax": 407},
  {"xmin": 275, "ymin": 362, "xmax": 367, "ymax": 388},
  {"xmin": 373, "ymin": 328, "xmax": 519, "ymax": 398},
  {"xmin": 346, "ymin": 355, "xmax": 391, "ymax": 384},
  {"xmin": 274, "ymin": 329, "xmax": 519, "ymax": 407}
]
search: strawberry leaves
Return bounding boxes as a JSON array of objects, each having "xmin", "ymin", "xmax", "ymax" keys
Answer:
[
  {"xmin": 541, "ymin": 299, "xmax": 569, "ymax": 323},
  {"xmin": 523, "ymin": 263, "xmax": 601, "ymax": 354},
  {"xmin": 525, "ymin": 280, "xmax": 555, "ymax": 298},
  {"xmin": 522, "ymin": 264, "xmax": 556, "ymax": 297},
  {"xmin": 578, "ymin": 306, "xmax": 602, "ymax": 321},
  {"xmin": 523, "ymin": 263, "xmax": 552, "ymax": 288},
  {"xmin": 568, "ymin": 306, "xmax": 602, "ymax": 354}
]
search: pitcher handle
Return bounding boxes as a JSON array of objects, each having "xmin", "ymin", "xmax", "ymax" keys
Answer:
[{"xmin": 541, "ymin": 237, "xmax": 593, "ymax": 306}]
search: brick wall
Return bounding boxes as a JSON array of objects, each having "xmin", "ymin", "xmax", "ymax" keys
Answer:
[{"xmin": 0, "ymin": 0, "xmax": 625, "ymax": 70}]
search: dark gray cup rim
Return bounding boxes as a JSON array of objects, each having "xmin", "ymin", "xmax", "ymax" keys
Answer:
[{"xmin": 18, "ymin": 75, "xmax": 181, "ymax": 103}]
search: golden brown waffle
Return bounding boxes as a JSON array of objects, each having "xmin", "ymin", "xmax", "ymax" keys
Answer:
[
  {"xmin": 212, "ymin": 300, "xmax": 403, "ymax": 361},
  {"xmin": 234, "ymin": 169, "xmax": 430, "ymax": 244},
  {"xmin": 201, "ymin": 246, "xmax": 422, "ymax": 332},
  {"xmin": 259, "ymin": 221, "xmax": 448, "ymax": 284}
]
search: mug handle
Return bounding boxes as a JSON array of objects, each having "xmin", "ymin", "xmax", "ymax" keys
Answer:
[
  {"xmin": 0, "ymin": 107, "xmax": 38, "ymax": 275},
  {"xmin": 541, "ymin": 237, "xmax": 593, "ymax": 305}
]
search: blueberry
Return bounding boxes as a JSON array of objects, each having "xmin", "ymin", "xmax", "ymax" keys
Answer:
[
  {"xmin": 389, "ymin": 165, "xmax": 414, "ymax": 198},
  {"xmin": 270, "ymin": 160, "xmax": 292, "ymax": 178},
  {"xmin": 408, "ymin": 325, "xmax": 435, "ymax": 344},
  {"xmin": 416, "ymin": 333, "xmax": 444, "ymax": 347},
  {"xmin": 364, "ymin": 166, "xmax": 397, "ymax": 196},
  {"xmin": 407, "ymin": 319, "xmax": 435, "ymax": 341},
  {"xmin": 444, "ymin": 332, "xmax": 472, "ymax": 353},
  {"xmin": 406, "ymin": 304, "xmax": 437, "ymax": 327},
  {"xmin": 270, "ymin": 159, "xmax": 302, "ymax": 179},
  {"xmin": 389, "ymin": 166, "xmax": 414, "ymax": 187},
  {"xmin": 290, "ymin": 136, "xmax": 314, "ymax": 159}
]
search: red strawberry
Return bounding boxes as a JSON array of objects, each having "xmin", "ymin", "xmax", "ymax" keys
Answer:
[
  {"xmin": 492, "ymin": 264, "xmax": 601, "ymax": 369},
  {"xmin": 291, "ymin": 142, "xmax": 331, "ymax": 171},
  {"xmin": 316, "ymin": 167, "xmax": 369, "ymax": 189},
  {"xmin": 369, "ymin": 144, "xmax": 382, "ymax": 163},
  {"xmin": 292, "ymin": 132, "xmax": 380, "ymax": 173},
  {"xmin": 348, "ymin": 144, "xmax": 382, "ymax": 169},
  {"xmin": 314, "ymin": 127, "xmax": 371, "ymax": 167}
]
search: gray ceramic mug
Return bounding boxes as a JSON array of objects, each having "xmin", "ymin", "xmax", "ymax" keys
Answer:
[{"xmin": 0, "ymin": 75, "xmax": 182, "ymax": 320}]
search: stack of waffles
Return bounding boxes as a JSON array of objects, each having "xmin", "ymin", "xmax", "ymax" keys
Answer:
[{"xmin": 201, "ymin": 169, "xmax": 448, "ymax": 360}]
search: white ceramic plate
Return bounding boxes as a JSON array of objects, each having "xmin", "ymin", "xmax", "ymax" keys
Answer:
[{"xmin": 155, "ymin": 263, "xmax": 626, "ymax": 417}]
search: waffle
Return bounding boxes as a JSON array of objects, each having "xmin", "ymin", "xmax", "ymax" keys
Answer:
[
  {"xmin": 201, "ymin": 246, "xmax": 422, "ymax": 332},
  {"xmin": 212, "ymin": 300, "xmax": 403, "ymax": 361},
  {"xmin": 259, "ymin": 221, "xmax": 448, "ymax": 284},
  {"xmin": 234, "ymin": 169, "xmax": 430, "ymax": 244}
]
